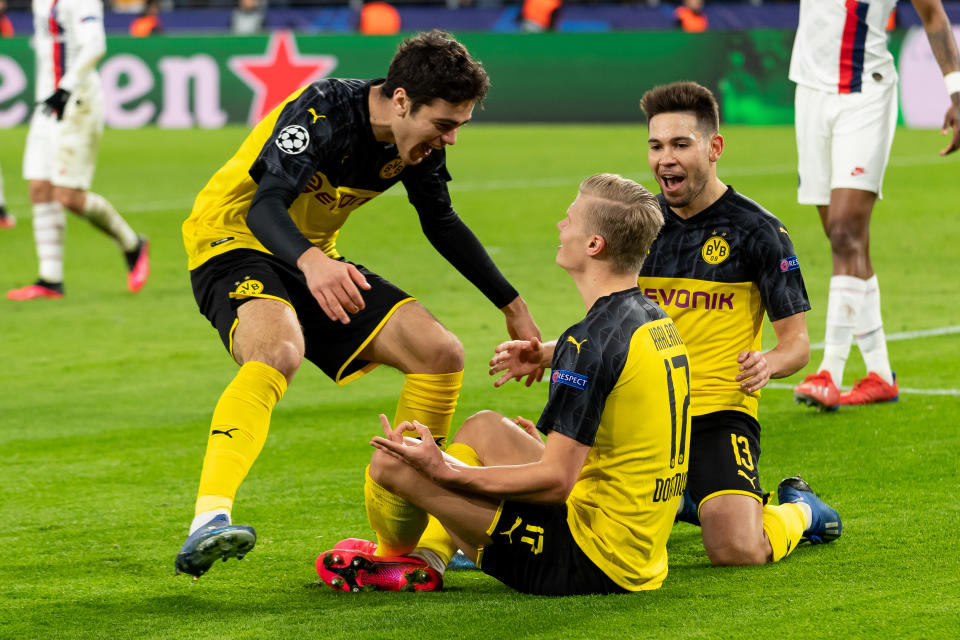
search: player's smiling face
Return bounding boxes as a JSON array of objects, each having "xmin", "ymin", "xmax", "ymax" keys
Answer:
[
  {"xmin": 392, "ymin": 97, "xmax": 474, "ymax": 165},
  {"xmin": 648, "ymin": 112, "xmax": 722, "ymax": 214}
]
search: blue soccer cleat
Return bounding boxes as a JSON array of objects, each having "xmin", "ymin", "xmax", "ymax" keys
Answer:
[
  {"xmin": 777, "ymin": 475, "xmax": 841, "ymax": 544},
  {"xmin": 174, "ymin": 514, "xmax": 256, "ymax": 578},
  {"xmin": 675, "ymin": 489, "xmax": 701, "ymax": 527},
  {"xmin": 446, "ymin": 550, "xmax": 479, "ymax": 571}
]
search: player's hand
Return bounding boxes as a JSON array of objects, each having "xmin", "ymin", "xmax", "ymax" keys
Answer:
[
  {"xmin": 499, "ymin": 296, "xmax": 545, "ymax": 385},
  {"xmin": 489, "ymin": 338, "xmax": 545, "ymax": 387},
  {"xmin": 41, "ymin": 89, "xmax": 71, "ymax": 121},
  {"xmin": 370, "ymin": 414, "xmax": 452, "ymax": 482},
  {"xmin": 735, "ymin": 350, "xmax": 771, "ymax": 394},
  {"xmin": 513, "ymin": 415, "xmax": 539, "ymax": 439},
  {"xmin": 939, "ymin": 95, "xmax": 960, "ymax": 156},
  {"xmin": 297, "ymin": 247, "xmax": 371, "ymax": 324}
]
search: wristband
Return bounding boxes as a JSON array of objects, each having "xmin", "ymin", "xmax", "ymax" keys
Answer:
[{"xmin": 945, "ymin": 71, "xmax": 960, "ymax": 96}]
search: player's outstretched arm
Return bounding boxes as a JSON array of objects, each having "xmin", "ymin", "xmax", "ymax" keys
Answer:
[
  {"xmin": 489, "ymin": 338, "xmax": 556, "ymax": 387},
  {"xmin": 500, "ymin": 296, "xmax": 545, "ymax": 385},
  {"xmin": 912, "ymin": 0, "xmax": 960, "ymax": 154},
  {"xmin": 735, "ymin": 312, "xmax": 810, "ymax": 394}
]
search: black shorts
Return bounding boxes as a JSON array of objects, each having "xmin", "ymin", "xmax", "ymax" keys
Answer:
[
  {"xmin": 478, "ymin": 501, "xmax": 627, "ymax": 596},
  {"xmin": 190, "ymin": 249, "xmax": 413, "ymax": 383},
  {"xmin": 686, "ymin": 410, "xmax": 765, "ymax": 509}
]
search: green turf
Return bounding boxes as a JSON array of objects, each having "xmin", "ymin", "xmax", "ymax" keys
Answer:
[{"xmin": 1, "ymin": 124, "xmax": 958, "ymax": 639}]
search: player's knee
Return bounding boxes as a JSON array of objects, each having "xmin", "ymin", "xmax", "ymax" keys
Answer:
[
  {"xmin": 240, "ymin": 339, "xmax": 303, "ymax": 383},
  {"xmin": 704, "ymin": 537, "xmax": 769, "ymax": 566},
  {"xmin": 369, "ymin": 448, "xmax": 405, "ymax": 491},
  {"xmin": 418, "ymin": 329, "xmax": 464, "ymax": 373},
  {"xmin": 29, "ymin": 181, "xmax": 53, "ymax": 204},
  {"xmin": 453, "ymin": 410, "xmax": 506, "ymax": 450},
  {"xmin": 52, "ymin": 189, "xmax": 85, "ymax": 214}
]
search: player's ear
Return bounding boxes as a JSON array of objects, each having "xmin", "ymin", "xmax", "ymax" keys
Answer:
[
  {"xmin": 709, "ymin": 132, "xmax": 724, "ymax": 162},
  {"xmin": 392, "ymin": 88, "xmax": 409, "ymax": 117},
  {"xmin": 586, "ymin": 234, "xmax": 605, "ymax": 258}
]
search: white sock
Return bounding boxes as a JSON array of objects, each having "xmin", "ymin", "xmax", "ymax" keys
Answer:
[
  {"xmin": 409, "ymin": 547, "xmax": 446, "ymax": 576},
  {"xmin": 81, "ymin": 192, "xmax": 139, "ymax": 252},
  {"xmin": 190, "ymin": 508, "xmax": 231, "ymax": 535},
  {"xmin": 818, "ymin": 275, "xmax": 868, "ymax": 385},
  {"xmin": 33, "ymin": 201, "xmax": 66, "ymax": 283},
  {"xmin": 854, "ymin": 275, "xmax": 893, "ymax": 384}
]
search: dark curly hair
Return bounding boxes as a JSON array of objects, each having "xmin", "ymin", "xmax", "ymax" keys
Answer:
[
  {"xmin": 639, "ymin": 81, "xmax": 719, "ymax": 134},
  {"xmin": 380, "ymin": 30, "xmax": 490, "ymax": 113}
]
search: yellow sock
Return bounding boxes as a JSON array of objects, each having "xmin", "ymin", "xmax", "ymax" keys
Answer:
[
  {"xmin": 414, "ymin": 441, "xmax": 481, "ymax": 565},
  {"xmin": 394, "ymin": 370, "xmax": 463, "ymax": 448},
  {"xmin": 194, "ymin": 361, "xmax": 287, "ymax": 515},
  {"xmin": 762, "ymin": 503, "xmax": 808, "ymax": 562},
  {"xmin": 364, "ymin": 465, "xmax": 427, "ymax": 557}
]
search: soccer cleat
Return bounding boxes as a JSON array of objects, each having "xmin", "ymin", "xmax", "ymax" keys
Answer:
[
  {"xmin": 174, "ymin": 514, "xmax": 256, "ymax": 578},
  {"xmin": 446, "ymin": 550, "xmax": 478, "ymax": 571},
  {"xmin": 777, "ymin": 475, "xmax": 841, "ymax": 544},
  {"xmin": 7, "ymin": 280, "xmax": 64, "ymax": 300},
  {"xmin": 793, "ymin": 370, "xmax": 840, "ymax": 411},
  {"xmin": 0, "ymin": 208, "xmax": 15, "ymax": 229},
  {"xmin": 316, "ymin": 549, "xmax": 442, "ymax": 593},
  {"xmin": 125, "ymin": 236, "xmax": 150, "ymax": 293},
  {"xmin": 840, "ymin": 372, "xmax": 898, "ymax": 405},
  {"xmin": 674, "ymin": 489, "xmax": 701, "ymax": 526},
  {"xmin": 333, "ymin": 537, "xmax": 379, "ymax": 555}
]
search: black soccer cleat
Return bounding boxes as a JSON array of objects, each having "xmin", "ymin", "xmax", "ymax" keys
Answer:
[
  {"xmin": 778, "ymin": 475, "xmax": 842, "ymax": 544},
  {"xmin": 174, "ymin": 514, "xmax": 256, "ymax": 578}
]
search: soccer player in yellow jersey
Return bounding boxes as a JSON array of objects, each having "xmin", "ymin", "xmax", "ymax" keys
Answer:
[
  {"xmin": 637, "ymin": 81, "xmax": 841, "ymax": 566},
  {"xmin": 175, "ymin": 31, "xmax": 540, "ymax": 578},
  {"xmin": 317, "ymin": 174, "xmax": 692, "ymax": 594}
]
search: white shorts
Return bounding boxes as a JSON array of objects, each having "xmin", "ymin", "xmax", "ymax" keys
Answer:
[
  {"xmin": 22, "ymin": 88, "xmax": 104, "ymax": 190},
  {"xmin": 794, "ymin": 83, "xmax": 898, "ymax": 205}
]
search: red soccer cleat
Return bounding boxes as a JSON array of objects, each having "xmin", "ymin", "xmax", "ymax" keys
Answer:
[
  {"xmin": 126, "ymin": 237, "xmax": 150, "ymax": 293},
  {"xmin": 794, "ymin": 370, "xmax": 840, "ymax": 411},
  {"xmin": 316, "ymin": 549, "xmax": 442, "ymax": 593},
  {"xmin": 333, "ymin": 537, "xmax": 378, "ymax": 555},
  {"xmin": 7, "ymin": 281, "xmax": 64, "ymax": 300},
  {"xmin": 840, "ymin": 372, "xmax": 898, "ymax": 405},
  {"xmin": 0, "ymin": 211, "xmax": 15, "ymax": 229}
]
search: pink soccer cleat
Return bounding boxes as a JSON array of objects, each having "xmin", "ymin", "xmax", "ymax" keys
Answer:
[
  {"xmin": 0, "ymin": 209, "xmax": 15, "ymax": 229},
  {"xmin": 840, "ymin": 372, "xmax": 898, "ymax": 405},
  {"xmin": 126, "ymin": 237, "xmax": 150, "ymax": 293},
  {"xmin": 7, "ymin": 281, "xmax": 64, "ymax": 300},
  {"xmin": 333, "ymin": 538, "xmax": 379, "ymax": 555},
  {"xmin": 794, "ymin": 370, "xmax": 840, "ymax": 411},
  {"xmin": 316, "ymin": 549, "xmax": 442, "ymax": 593}
]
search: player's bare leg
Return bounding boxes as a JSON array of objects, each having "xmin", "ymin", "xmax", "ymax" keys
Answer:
[
  {"xmin": 0, "ymin": 163, "xmax": 14, "ymax": 229},
  {"xmin": 175, "ymin": 299, "xmax": 300, "ymax": 578},
  {"xmin": 699, "ymin": 495, "xmax": 771, "ymax": 565}
]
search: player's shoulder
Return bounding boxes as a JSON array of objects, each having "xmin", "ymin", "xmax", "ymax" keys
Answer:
[
  {"xmin": 296, "ymin": 78, "xmax": 370, "ymax": 122},
  {"xmin": 573, "ymin": 289, "xmax": 668, "ymax": 349},
  {"xmin": 721, "ymin": 187, "xmax": 789, "ymax": 235}
]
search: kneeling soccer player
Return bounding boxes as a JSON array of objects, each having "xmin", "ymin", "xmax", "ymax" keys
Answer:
[{"xmin": 318, "ymin": 173, "xmax": 692, "ymax": 595}]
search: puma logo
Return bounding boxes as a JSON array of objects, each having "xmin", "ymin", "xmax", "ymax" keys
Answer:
[
  {"xmin": 737, "ymin": 469, "xmax": 757, "ymax": 489},
  {"xmin": 211, "ymin": 428, "xmax": 239, "ymax": 438},
  {"xmin": 566, "ymin": 336, "xmax": 587, "ymax": 354},
  {"xmin": 500, "ymin": 516, "xmax": 522, "ymax": 544},
  {"xmin": 307, "ymin": 108, "xmax": 325, "ymax": 124}
]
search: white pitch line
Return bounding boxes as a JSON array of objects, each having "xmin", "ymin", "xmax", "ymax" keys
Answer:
[
  {"xmin": 767, "ymin": 382, "xmax": 960, "ymax": 396},
  {"xmin": 810, "ymin": 325, "xmax": 960, "ymax": 350}
]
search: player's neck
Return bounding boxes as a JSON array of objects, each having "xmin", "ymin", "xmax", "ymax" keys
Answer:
[
  {"xmin": 368, "ymin": 86, "xmax": 395, "ymax": 144},
  {"xmin": 571, "ymin": 268, "xmax": 638, "ymax": 311}
]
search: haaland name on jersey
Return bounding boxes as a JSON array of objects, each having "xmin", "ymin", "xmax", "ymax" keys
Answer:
[{"xmin": 551, "ymin": 369, "xmax": 589, "ymax": 391}]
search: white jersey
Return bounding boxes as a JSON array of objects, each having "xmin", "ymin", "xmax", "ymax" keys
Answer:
[
  {"xmin": 789, "ymin": 0, "xmax": 899, "ymax": 94},
  {"xmin": 31, "ymin": 0, "xmax": 106, "ymax": 101}
]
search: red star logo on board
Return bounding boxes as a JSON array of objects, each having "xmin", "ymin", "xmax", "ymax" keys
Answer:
[{"xmin": 229, "ymin": 31, "xmax": 338, "ymax": 125}]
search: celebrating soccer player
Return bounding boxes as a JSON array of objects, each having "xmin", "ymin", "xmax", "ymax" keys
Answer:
[
  {"xmin": 637, "ymin": 81, "xmax": 841, "ymax": 566},
  {"xmin": 8, "ymin": 0, "xmax": 149, "ymax": 300},
  {"xmin": 174, "ymin": 30, "xmax": 540, "ymax": 579},
  {"xmin": 791, "ymin": 0, "xmax": 960, "ymax": 409},
  {"xmin": 317, "ymin": 174, "xmax": 691, "ymax": 594}
]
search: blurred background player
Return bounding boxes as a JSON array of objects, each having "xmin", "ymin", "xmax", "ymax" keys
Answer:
[
  {"xmin": 174, "ymin": 30, "xmax": 539, "ymax": 579},
  {"xmin": 0, "ymin": 162, "xmax": 14, "ymax": 229},
  {"xmin": 638, "ymin": 81, "xmax": 841, "ymax": 566},
  {"xmin": 319, "ymin": 174, "xmax": 690, "ymax": 595},
  {"xmin": 8, "ymin": 0, "xmax": 149, "ymax": 301},
  {"xmin": 791, "ymin": 0, "xmax": 960, "ymax": 409}
]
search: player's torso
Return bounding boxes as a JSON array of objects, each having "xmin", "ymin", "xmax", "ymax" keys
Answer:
[
  {"xmin": 184, "ymin": 79, "xmax": 413, "ymax": 269},
  {"xmin": 31, "ymin": 0, "xmax": 103, "ymax": 99},
  {"xmin": 555, "ymin": 290, "xmax": 691, "ymax": 590},
  {"xmin": 638, "ymin": 190, "xmax": 772, "ymax": 417},
  {"xmin": 790, "ymin": 0, "xmax": 898, "ymax": 94}
]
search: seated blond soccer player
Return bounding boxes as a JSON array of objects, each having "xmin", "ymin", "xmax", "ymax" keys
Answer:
[{"xmin": 317, "ymin": 173, "xmax": 693, "ymax": 595}]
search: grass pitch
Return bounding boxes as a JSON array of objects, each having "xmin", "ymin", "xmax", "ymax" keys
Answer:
[{"xmin": 1, "ymin": 123, "xmax": 958, "ymax": 639}]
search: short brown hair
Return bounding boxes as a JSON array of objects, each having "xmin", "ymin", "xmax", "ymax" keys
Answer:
[
  {"xmin": 380, "ymin": 30, "xmax": 490, "ymax": 113},
  {"xmin": 578, "ymin": 174, "xmax": 663, "ymax": 274},
  {"xmin": 639, "ymin": 81, "xmax": 719, "ymax": 134}
]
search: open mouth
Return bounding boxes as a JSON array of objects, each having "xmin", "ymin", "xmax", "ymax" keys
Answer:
[{"xmin": 661, "ymin": 174, "xmax": 685, "ymax": 192}]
